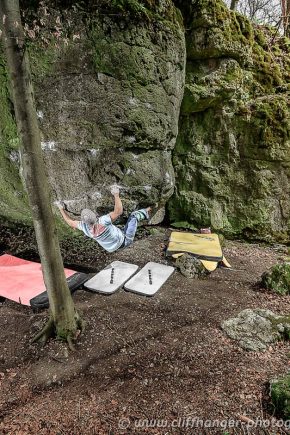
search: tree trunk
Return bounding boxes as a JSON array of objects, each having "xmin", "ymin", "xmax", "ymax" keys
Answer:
[
  {"xmin": 230, "ymin": 0, "xmax": 239, "ymax": 11},
  {"xmin": 0, "ymin": 0, "xmax": 82, "ymax": 347},
  {"xmin": 281, "ymin": 0, "xmax": 290, "ymax": 37}
]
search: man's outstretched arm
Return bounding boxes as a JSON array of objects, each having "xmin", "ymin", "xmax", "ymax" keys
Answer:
[
  {"xmin": 54, "ymin": 201, "xmax": 79, "ymax": 229},
  {"xmin": 109, "ymin": 186, "xmax": 123, "ymax": 222}
]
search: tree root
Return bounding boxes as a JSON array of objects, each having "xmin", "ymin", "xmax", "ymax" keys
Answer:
[
  {"xmin": 31, "ymin": 310, "xmax": 84, "ymax": 350},
  {"xmin": 31, "ymin": 317, "xmax": 55, "ymax": 346},
  {"xmin": 67, "ymin": 334, "xmax": 75, "ymax": 352}
]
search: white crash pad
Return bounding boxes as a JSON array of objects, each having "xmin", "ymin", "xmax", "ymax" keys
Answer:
[
  {"xmin": 124, "ymin": 262, "xmax": 174, "ymax": 296},
  {"xmin": 84, "ymin": 261, "xmax": 138, "ymax": 294}
]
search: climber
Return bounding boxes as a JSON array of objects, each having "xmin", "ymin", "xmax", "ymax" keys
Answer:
[{"xmin": 54, "ymin": 185, "xmax": 151, "ymax": 253}]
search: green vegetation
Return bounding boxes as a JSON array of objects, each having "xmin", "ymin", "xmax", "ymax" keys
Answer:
[
  {"xmin": 0, "ymin": 53, "xmax": 30, "ymax": 223},
  {"xmin": 27, "ymin": 41, "xmax": 59, "ymax": 79},
  {"xmin": 262, "ymin": 263, "xmax": 290, "ymax": 295},
  {"xmin": 271, "ymin": 374, "xmax": 290, "ymax": 419},
  {"xmin": 110, "ymin": 0, "xmax": 183, "ymax": 27},
  {"xmin": 111, "ymin": 0, "xmax": 148, "ymax": 15},
  {"xmin": 169, "ymin": 0, "xmax": 290, "ymax": 242},
  {"xmin": 171, "ymin": 221, "xmax": 198, "ymax": 231}
]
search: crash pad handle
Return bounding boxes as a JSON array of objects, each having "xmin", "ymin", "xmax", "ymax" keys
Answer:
[
  {"xmin": 110, "ymin": 268, "xmax": 115, "ymax": 284},
  {"xmin": 148, "ymin": 269, "xmax": 152, "ymax": 285}
]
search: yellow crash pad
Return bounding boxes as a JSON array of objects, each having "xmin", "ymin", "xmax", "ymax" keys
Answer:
[
  {"xmin": 201, "ymin": 260, "xmax": 218, "ymax": 272},
  {"xmin": 221, "ymin": 256, "xmax": 231, "ymax": 268},
  {"xmin": 168, "ymin": 232, "xmax": 223, "ymax": 261},
  {"xmin": 171, "ymin": 255, "xmax": 228, "ymax": 272}
]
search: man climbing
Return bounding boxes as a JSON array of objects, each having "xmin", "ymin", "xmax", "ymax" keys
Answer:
[{"xmin": 54, "ymin": 186, "xmax": 151, "ymax": 253}]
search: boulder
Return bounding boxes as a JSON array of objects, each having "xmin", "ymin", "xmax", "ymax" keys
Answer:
[
  {"xmin": 1, "ymin": 0, "xmax": 289, "ymax": 241},
  {"xmin": 261, "ymin": 263, "xmax": 290, "ymax": 295},
  {"xmin": 221, "ymin": 308, "xmax": 290, "ymax": 351},
  {"xmin": 0, "ymin": 0, "xmax": 186, "ymax": 224},
  {"xmin": 169, "ymin": 0, "xmax": 290, "ymax": 242},
  {"xmin": 175, "ymin": 253, "xmax": 209, "ymax": 278}
]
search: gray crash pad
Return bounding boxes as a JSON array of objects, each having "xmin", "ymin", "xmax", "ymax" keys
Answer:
[
  {"xmin": 84, "ymin": 261, "xmax": 139, "ymax": 294},
  {"xmin": 124, "ymin": 262, "xmax": 174, "ymax": 296}
]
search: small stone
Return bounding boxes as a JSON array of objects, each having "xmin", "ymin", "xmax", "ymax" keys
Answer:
[
  {"xmin": 148, "ymin": 207, "xmax": 166, "ymax": 225},
  {"xmin": 176, "ymin": 254, "xmax": 209, "ymax": 279}
]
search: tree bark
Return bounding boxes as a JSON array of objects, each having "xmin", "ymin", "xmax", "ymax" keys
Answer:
[
  {"xmin": 0, "ymin": 0, "xmax": 82, "ymax": 346},
  {"xmin": 281, "ymin": 0, "xmax": 290, "ymax": 37},
  {"xmin": 230, "ymin": 0, "xmax": 239, "ymax": 11}
]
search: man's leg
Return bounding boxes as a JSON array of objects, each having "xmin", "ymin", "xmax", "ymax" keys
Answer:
[{"xmin": 123, "ymin": 208, "xmax": 150, "ymax": 247}]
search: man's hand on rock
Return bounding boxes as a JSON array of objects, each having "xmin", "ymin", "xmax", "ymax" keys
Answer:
[
  {"xmin": 110, "ymin": 185, "xmax": 120, "ymax": 196},
  {"xmin": 54, "ymin": 200, "xmax": 65, "ymax": 209}
]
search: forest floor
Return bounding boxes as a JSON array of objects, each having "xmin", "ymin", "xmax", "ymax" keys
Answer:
[{"xmin": 0, "ymin": 225, "xmax": 290, "ymax": 434}]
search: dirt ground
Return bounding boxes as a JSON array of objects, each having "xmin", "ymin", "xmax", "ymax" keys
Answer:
[{"xmin": 1, "ymin": 225, "xmax": 290, "ymax": 434}]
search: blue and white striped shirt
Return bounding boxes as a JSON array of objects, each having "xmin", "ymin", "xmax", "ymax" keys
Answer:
[{"xmin": 78, "ymin": 214, "xmax": 124, "ymax": 253}]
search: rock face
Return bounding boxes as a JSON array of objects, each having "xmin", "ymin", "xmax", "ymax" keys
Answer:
[
  {"xmin": 261, "ymin": 263, "xmax": 290, "ymax": 295},
  {"xmin": 221, "ymin": 308, "xmax": 290, "ymax": 351},
  {"xmin": 0, "ymin": 0, "xmax": 185, "ymax": 222},
  {"xmin": 0, "ymin": 0, "xmax": 289, "ymax": 241},
  {"xmin": 169, "ymin": 0, "xmax": 290, "ymax": 242}
]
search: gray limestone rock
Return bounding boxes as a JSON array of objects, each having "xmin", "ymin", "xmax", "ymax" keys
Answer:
[
  {"xmin": 222, "ymin": 308, "xmax": 290, "ymax": 351},
  {"xmin": 176, "ymin": 253, "xmax": 209, "ymax": 278}
]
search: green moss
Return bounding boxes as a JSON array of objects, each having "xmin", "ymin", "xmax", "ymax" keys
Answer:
[
  {"xmin": 134, "ymin": 0, "xmax": 182, "ymax": 26},
  {"xmin": 171, "ymin": 0, "xmax": 290, "ymax": 242},
  {"xmin": 236, "ymin": 95, "xmax": 290, "ymax": 161},
  {"xmin": 111, "ymin": 0, "xmax": 148, "ymax": 15},
  {"xmin": 89, "ymin": 0, "xmax": 183, "ymax": 78},
  {"xmin": 271, "ymin": 374, "xmax": 290, "ymax": 419},
  {"xmin": 0, "ymin": 55, "xmax": 18, "ymax": 147},
  {"xmin": 90, "ymin": 36, "xmax": 157, "ymax": 85},
  {"xmin": 0, "ymin": 33, "xmax": 73, "ymax": 224},
  {"xmin": 96, "ymin": 0, "xmax": 183, "ymax": 30},
  {"xmin": 270, "ymin": 315, "xmax": 290, "ymax": 341},
  {"xmin": 171, "ymin": 221, "xmax": 198, "ymax": 231},
  {"xmin": 184, "ymin": 0, "xmax": 289, "ymax": 96},
  {"xmin": 182, "ymin": 58, "xmax": 244, "ymax": 113},
  {"xmin": 186, "ymin": 1, "xmax": 254, "ymax": 64},
  {"xmin": 27, "ymin": 41, "xmax": 59, "ymax": 79},
  {"xmin": 252, "ymin": 43, "xmax": 284, "ymax": 91},
  {"xmin": 168, "ymin": 191, "xmax": 212, "ymax": 228},
  {"xmin": 182, "ymin": 85, "xmax": 222, "ymax": 113},
  {"xmin": 261, "ymin": 263, "xmax": 290, "ymax": 295},
  {"xmin": 0, "ymin": 52, "xmax": 31, "ymax": 223}
]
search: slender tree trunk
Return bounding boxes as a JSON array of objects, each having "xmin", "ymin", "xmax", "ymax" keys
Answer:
[
  {"xmin": 281, "ymin": 0, "xmax": 290, "ymax": 37},
  {"xmin": 0, "ymin": 0, "xmax": 82, "ymax": 348},
  {"xmin": 230, "ymin": 0, "xmax": 239, "ymax": 11}
]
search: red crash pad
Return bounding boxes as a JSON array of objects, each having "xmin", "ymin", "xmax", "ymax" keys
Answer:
[{"xmin": 0, "ymin": 254, "xmax": 76, "ymax": 306}]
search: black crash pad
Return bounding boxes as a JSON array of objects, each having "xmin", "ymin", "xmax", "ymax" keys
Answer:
[{"xmin": 30, "ymin": 272, "xmax": 88, "ymax": 309}]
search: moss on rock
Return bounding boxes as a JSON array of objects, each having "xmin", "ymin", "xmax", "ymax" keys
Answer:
[
  {"xmin": 0, "ymin": 0, "xmax": 185, "ymax": 224},
  {"xmin": 1, "ymin": 0, "xmax": 289, "ymax": 242},
  {"xmin": 169, "ymin": 0, "xmax": 290, "ymax": 242},
  {"xmin": 0, "ymin": 52, "xmax": 31, "ymax": 223},
  {"xmin": 271, "ymin": 374, "xmax": 290, "ymax": 419},
  {"xmin": 222, "ymin": 308, "xmax": 290, "ymax": 351},
  {"xmin": 261, "ymin": 263, "xmax": 290, "ymax": 295},
  {"xmin": 176, "ymin": 253, "xmax": 209, "ymax": 278}
]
